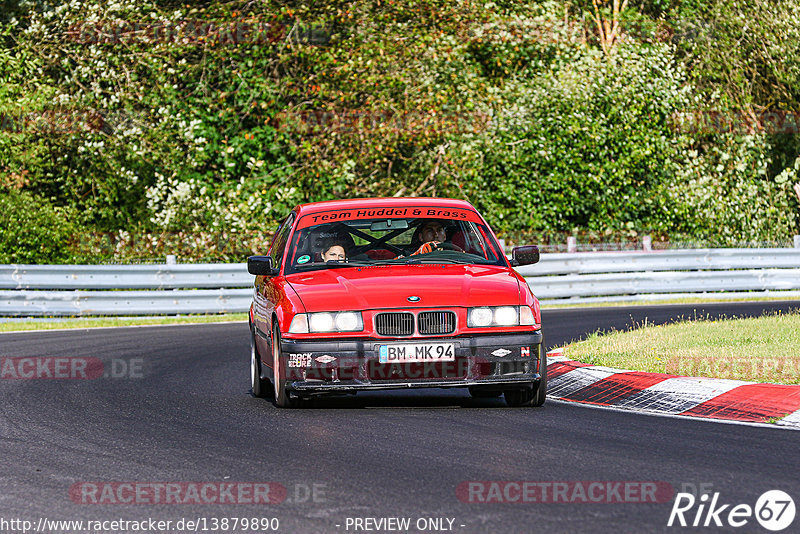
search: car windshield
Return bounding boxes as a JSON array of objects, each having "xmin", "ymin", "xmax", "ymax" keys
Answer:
[{"xmin": 284, "ymin": 214, "xmax": 506, "ymax": 274}]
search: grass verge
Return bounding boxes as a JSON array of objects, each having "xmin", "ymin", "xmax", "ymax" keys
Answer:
[
  {"xmin": 563, "ymin": 311, "xmax": 800, "ymax": 384},
  {"xmin": 0, "ymin": 314, "xmax": 248, "ymax": 333}
]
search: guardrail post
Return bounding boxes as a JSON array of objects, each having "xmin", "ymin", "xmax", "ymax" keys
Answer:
[
  {"xmin": 794, "ymin": 235, "xmax": 800, "ymax": 249},
  {"xmin": 166, "ymin": 255, "xmax": 177, "ymax": 265},
  {"xmin": 642, "ymin": 235, "xmax": 652, "ymax": 252},
  {"xmin": 567, "ymin": 236, "xmax": 577, "ymax": 253}
]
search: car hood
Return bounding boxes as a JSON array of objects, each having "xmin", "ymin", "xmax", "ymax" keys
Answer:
[{"xmin": 286, "ymin": 264, "xmax": 522, "ymax": 311}]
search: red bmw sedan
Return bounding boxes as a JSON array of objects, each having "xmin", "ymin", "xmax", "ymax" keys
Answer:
[{"xmin": 247, "ymin": 197, "xmax": 544, "ymax": 407}]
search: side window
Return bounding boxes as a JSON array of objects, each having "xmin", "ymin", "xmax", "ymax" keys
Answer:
[{"xmin": 268, "ymin": 213, "xmax": 295, "ymax": 269}]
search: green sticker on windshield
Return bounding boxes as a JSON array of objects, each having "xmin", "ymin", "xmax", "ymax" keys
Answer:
[{"xmin": 297, "ymin": 255, "xmax": 311, "ymax": 264}]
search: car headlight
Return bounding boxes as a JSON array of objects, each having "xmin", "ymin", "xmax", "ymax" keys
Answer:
[
  {"xmin": 309, "ymin": 312, "xmax": 335, "ymax": 332},
  {"xmin": 288, "ymin": 312, "xmax": 364, "ymax": 333},
  {"xmin": 494, "ymin": 306, "xmax": 518, "ymax": 326},
  {"xmin": 468, "ymin": 306, "xmax": 533, "ymax": 328},
  {"xmin": 335, "ymin": 311, "xmax": 361, "ymax": 331},
  {"xmin": 468, "ymin": 307, "xmax": 493, "ymax": 327}
]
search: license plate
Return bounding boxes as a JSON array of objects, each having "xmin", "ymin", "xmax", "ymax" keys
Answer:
[{"xmin": 378, "ymin": 343, "xmax": 455, "ymax": 363}]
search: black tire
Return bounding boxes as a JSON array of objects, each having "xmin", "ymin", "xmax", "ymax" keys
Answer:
[
  {"xmin": 503, "ymin": 386, "xmax": 536, "ymax": 407},
  {"xmin": 531, "ymin": 351, "xmax": 548, "ymax": 407},
  {"xmin": 271, "ymin": 322, "xmax": 298, "ymax": 408},
  {"xmin": 504, "ymin": 348, "xmax": 547, "ymax": 407},
  {"xmin": 468, "ymin": 387, "xmax": 502, "ymax": 398},
  {"xmin": 250, "ymin": 326, "xmax": 269, "ymax": 398}
]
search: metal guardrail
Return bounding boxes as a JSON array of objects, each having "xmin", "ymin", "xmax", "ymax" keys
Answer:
[
  {"xmin": 520, "ymin": 248, "xmax": 800, "ymax": 275},
  {"xmin": 0, "ymin": 289, "xmax": 252, "ymax": 316},
  {"xmin": 0, "ymin": 264, "xmax": 250, "ymax": 290},
  {"xmin": 1, "ymin": 248, "xmax": 800, "ymax": 316},
  {"xmin": 515, "ymin": 248, "xmax": 800, "ymax": 304}
]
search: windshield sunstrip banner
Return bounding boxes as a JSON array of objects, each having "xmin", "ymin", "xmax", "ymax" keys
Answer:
[{"xmin": 297, "ymin": 206, "xmax": 483, "ymax": 228}]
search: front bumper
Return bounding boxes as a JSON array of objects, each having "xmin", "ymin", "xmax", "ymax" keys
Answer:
[{"xmin": 279, "ymin": 331, "xmax": 543, "ymax": 396}]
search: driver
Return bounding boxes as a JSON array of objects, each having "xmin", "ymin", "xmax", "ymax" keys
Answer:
[{"xmin": 410, "ymin": 219, "xmax": 464, "ymax": 256}]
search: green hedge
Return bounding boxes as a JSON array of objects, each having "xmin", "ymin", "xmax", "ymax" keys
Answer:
[
  {"xmin": 0, "ymin": 190, "xmax": 79, "ymax": 263},
  {"xmin": 0, "ymin": 0, "xmax": 798, "ymax": 262}
]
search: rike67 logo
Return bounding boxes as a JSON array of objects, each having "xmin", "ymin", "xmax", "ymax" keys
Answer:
[{"xmin": 668, "ymin": 490, "xmax": 795, "ymax": 531}]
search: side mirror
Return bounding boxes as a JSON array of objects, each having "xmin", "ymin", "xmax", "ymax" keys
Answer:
[
  {"xmin": 510, "ymin": 245, "xmax": 540, "ymax": 267},
  {"xmin": 247, "ymin": 255, "xmax": 278, "ymax": 276}
]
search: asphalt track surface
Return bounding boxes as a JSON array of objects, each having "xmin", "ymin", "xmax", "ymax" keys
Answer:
[{"xmin": 2, "ymin": 301, "xmax": 800, "ymax": 534}]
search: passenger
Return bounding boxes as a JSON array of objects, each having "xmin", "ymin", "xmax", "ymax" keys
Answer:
[
  {"xmin": 319, "ymin": 239, "xmax": 347, "ymax": 262},
  {"xmin": 306, "ymin": 226, "xmax": 353, "ymax": 262}
]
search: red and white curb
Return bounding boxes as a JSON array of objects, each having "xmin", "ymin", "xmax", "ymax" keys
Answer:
[{"xmin": 545, "ymin": 349, "xmax": 800, "ymax": 429}]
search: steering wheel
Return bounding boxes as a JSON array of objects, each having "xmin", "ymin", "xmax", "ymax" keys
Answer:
[
  {"xmin": 436, "ymin": 242, "xmax": 465, "ymax": 252},
  {"xmin": 411, "ymin": 241, "xmax": 465, "ymax": 256}
]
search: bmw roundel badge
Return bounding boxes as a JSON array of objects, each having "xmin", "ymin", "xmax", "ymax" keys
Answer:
[{"xmin": 407, "ymin": 296, "xmax": 421, "ymax": 302}]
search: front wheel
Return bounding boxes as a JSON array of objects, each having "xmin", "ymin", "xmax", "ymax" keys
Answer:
[
  {"xmin": 530, "ymin": 353, "xmax": 547, "ymax": 407},
  {"xmin": 504, "ymin": 387, "xmax": 535, "ymax": 407},
  {"xmin": 271, "ymin": 322, "xmax": 298, "ymax": 408},
  {"xmin": 504, "ymin": 353, "xmax": 547, "ymax": 407},
  {"xmin": 250, "ymin": 327, "xmax": 269, "ymax": 398}
]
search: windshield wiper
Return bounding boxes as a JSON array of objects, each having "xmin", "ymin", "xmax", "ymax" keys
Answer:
[
  {"xmin": 403, "ymin": 258, "xmax": 475, "ymax": 265},
  {"xmin": 294, "ymin": 261, "xmax": 374, "ymax": 270}
]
